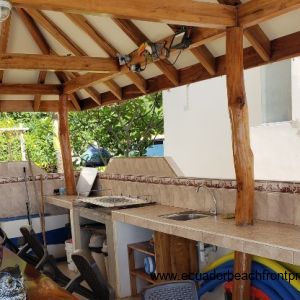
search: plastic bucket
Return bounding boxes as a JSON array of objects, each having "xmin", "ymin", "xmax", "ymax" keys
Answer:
[{"xmin": 65, "ymin": 239, "xmax": 77, "ymax": 272}]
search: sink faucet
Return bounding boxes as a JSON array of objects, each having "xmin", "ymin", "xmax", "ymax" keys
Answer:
[{"xmin": 196, "ymin": 185, "xmax": 217, "ymax": 216}]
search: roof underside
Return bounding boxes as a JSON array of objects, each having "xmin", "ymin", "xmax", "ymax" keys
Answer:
[{"xmin": 0, "ymin": 0, "xmax": 300, "ymax": 112}]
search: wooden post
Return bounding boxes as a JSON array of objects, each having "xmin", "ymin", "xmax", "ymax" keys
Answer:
[
  {"xmin": 226, "ymin": 27, "xmax": 254, "ymax": 300},
  {"xmin": 58, "ymin": 94, "xmax": 76, "ymax": 195}
]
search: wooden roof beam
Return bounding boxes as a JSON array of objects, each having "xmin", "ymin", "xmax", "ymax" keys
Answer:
[
  {"xmin": 218, "ymin": 0, "xmax": 271, "ymax": 62},
  {"xmin": 26, "ymin": 9, "xmax": 85, "ymax": 56},
  {"xmin": 190, "ymin": 46, "xmax": 216, "ymax": 75},
  {"xmin": 33, "ymin": 71, "xmax": 47, "ymax": 111},
  {"xmin": 81, "ymin": 30, "xmax": 300, "ymax": 109},
  {"xmin": 239, "ymin": 0, "xmax": 300, "ymax": 29},
  {"xmin": 11, "ymin": 0, "xmax": 237, "ymax": 28},
  {"xmin": 0, "ymin": 53, "xmax": 119, "ymax": 72},
  {"xmin": 16, "ymin": 8, "xmax": 51, "ymax": 54},
  {"xmin": 62, "ymin": 25, "xmax": 226, "ymax": 93},
  {"xmin": 66, "ymin": 14, "xmax": 145, "ymax": 95},
  {"xmin": 65, "ymin": 13, "xmax": 125, "ymax": 99},
  {"xmin": 16, "ymin": 8, "xmax": 82, "ymax": 110},
  {"xmin": 64, "ymin": 73, "xmax": 113, "ymax": 94},
  {"xmin": 244, "ymin": 26, "xmax": 271, "ymax": 62},
  {"xmin": 20, "ymin": 8, "xmax": 102, "ymax": 105},
  {"xmin": 0, "ymin": 100, "xmax": 75, "ymax": 112},
  {"xmin": 27, "ymin": 9, "xmax": 122, "ymax": 100},
  {"xmin": 66, "ymin": 13, "xmax": 117, "ymax": 57},
  {"xmin": 0, "ymin": 84, "xmax": 62, "ymax": 95},
  {"xmin": 0, "ymin": 16, "xmax": 11, "ymax": 83},
  {"xmin": 55, "ymin": 72, "xmax": 81, "ymax": 110}
]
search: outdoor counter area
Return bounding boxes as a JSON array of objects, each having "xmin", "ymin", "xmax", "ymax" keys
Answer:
[{"xmin": 1, "ymin": 1, "xmax": 300, "ymax": 300}]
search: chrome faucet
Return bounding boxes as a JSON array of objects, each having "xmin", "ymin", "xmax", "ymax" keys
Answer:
[{"xmin": 196, "ymin": 185, "xmax": 217, "ymax": 216}]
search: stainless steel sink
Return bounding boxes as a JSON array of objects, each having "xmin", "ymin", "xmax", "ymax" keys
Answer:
[{"xmin": 159, "ymin": 210, "xmax": 213, "ymax": 221}]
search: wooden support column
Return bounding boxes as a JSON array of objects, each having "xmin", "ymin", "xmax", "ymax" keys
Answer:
[
  {"xmin": 226, "ymin": 27, "xmax": 254, "ymax": 300},
  {"xmin": 58, "ymin": 94, "xmax": 76, "ymax": 195}
]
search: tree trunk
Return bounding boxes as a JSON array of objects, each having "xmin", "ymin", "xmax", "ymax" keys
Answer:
[
  {"xmin": 58, "ymin": 95, "xmax": 76, "ymax": 195},
  {"xmin": 226, "ymin": 27, "xmax": 254, "ymax": 300}
]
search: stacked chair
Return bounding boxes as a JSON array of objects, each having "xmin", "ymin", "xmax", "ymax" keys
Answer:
[
  {"xmin": 19, "ymin": 226, "xmax": 114, "ymax": 299},
  {"xmin": 66, "ymin": 250, "xmax": 115, "ymax": 300}
]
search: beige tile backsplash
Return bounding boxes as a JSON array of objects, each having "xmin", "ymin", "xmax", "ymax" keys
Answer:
[{"xmin": 100, "ymin": 178, "xmax": 300, "ymax": 226}]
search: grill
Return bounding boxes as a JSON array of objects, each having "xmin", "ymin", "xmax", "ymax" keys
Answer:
[{"xmin": 77, "ymin": 195, "xmax": 155, "ymax": 208}]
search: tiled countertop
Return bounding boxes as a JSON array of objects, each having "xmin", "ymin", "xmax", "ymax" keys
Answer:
[
  {"xmin": 112, "ymin": 204, "xmax": 300, "ymax": 265},
  {"xmin": 45, "ymin": 195, "xmax": 77, "ymax": 209}
]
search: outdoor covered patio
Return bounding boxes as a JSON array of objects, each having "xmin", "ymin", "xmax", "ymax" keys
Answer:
[{"xmin": 1, "ymin": 0, "xmax": 300, "ymax": 299}]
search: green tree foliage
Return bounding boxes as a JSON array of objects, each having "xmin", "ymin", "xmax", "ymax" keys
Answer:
[
  {"xmin": 0, "ymin": 117, "xmax": 22, "ymax": 161},
  {"xmin": 0, "ymin": 112, "xmax": 57, "ymax": 171},
  {"xmin": 0, "ymin": 93, "xmax": 163, "ymax": 170},
  {"xmin": 69, "ymin": 93, "xmax": 163, "ymax": 157}
]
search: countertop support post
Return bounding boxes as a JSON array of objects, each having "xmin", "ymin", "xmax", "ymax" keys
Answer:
[{"xmin": 226, "ymin": 26, "xmax": 254, "ymax": 299}]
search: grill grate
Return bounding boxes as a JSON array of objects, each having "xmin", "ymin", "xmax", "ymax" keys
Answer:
[{"xmin": 77, "ymin": 195, "xmax": 154, "ymax": 208}]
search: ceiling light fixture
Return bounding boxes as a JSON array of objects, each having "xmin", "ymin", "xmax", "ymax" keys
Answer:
[{"xmin": 0, "ymin": 0, "xmax": 12, "ymax": 23}]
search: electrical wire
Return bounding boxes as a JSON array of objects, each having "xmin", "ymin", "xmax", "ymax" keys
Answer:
[{"xmin": 165, "ymin": 50, "xmax": 183, "ymax": 66}]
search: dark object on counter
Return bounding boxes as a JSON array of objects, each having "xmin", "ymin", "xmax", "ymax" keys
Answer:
[
  {"xmin": 141, "ymin": 280, "xmax": 198, "ymax": 300},
  {"xmin": 0, "ymin": 265, "xmax": 26, "ymax": 300},
  {"xmin": 53, "ymin": 188, "xmax": 60, "ymax": 195},
  {"xmin": 81, "ymin": 145, "xmax": 111, "ymax": 167},
  {"xmin": 66, "ymin": 249, "xmax": 115, "ymax": 300}
]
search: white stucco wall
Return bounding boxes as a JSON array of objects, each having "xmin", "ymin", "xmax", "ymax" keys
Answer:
[
  {"xmin": 292, "ymin": 58, "xmax": 300, "ymax": 121},
  {"xmin": 163, "ymin": 67, "xmax": 262, "ymax": 179},
  {"xmin": 163, "ymin": 60, "xmax": 300, "ymax": 181}
]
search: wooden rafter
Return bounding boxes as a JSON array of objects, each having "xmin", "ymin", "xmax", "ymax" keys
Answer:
[
  {"xmin": 0, "ymin": 53, "xmax": 119, "ymax": 72},
  {"xmin": 65, "ymin": 13, "xmax": 124, "ymax": 99},
  {"xmin": 190, "ymin": 46, "xmax": 216, "ymax": 76},
  {"xmin": 16, "ymin": 8, "xmax": 50, "ymax": 54},
  {"xmin": 0, "ymin": 100, "xmax": 75, "ymax": 112},
  {"xmin": 64, "ymin": 73, "xmax": 114, "ymax": 94},
  {"xmin": 125, "ymin": 72, "xmax": 147, "ymax": 94},
  {"xmin": 0, "ymin": 16, "xmax": 11, "ymax": 83},
  {"xmin": 33, "ymin": 71, "xmax": 47, "ymax": 111},
  {"xmin": 81, "ymin": 30, "xmax": 300, "ymax": 109},
  {"xmin": 66, "ymin": 13, "xmax": 117, "ymax": 57},
  {"xmin": 244, "ymin": 26, "xmax": 271, "ymax": 62},
  {"xmin": 27, "ymin": 9, "xmax": 122, "ymax": 101},
  {"xmin": 239, "ymin": 0, "xmax": 300, "ymax": 28},
  {"xmin": 16, "ymin": 8, "xmax": 81, "ymax": 111},
  {"xmin": 66, "ymin": 13, "xmax": 146, "ymax": 95},
  {"xmin": 55, "ymin": 72, "xmax": 81, "ymax": 110},
  {"xmin": 218, "ymin": 0, "xmax": 240, "ymax": 4},
  {"xmin": 154, "ymin": 60, "xmax": 179, "ymax": 86},
  {"xmin": 113, "ymin": 19, "xmax": 147, "ymax": 46},
  {"xmin": 26, "ymin": 9, "xmax": 85, "ymax": 56},
  {"xmin": 0, "ymin": 84, "xmax": 61, "ymax": 95},
  {"xmin": 11, "ymin": 0, "xmax": 237, "ymax": 28},
  {"xmin": 1, "ymin": 27, "xmax": 300, "ymax": 113},
  {"xmin": 218, "ymin": 0, "xmax": 271, "ymax": 62},
  {"xmin": 63, "ymin": 24, "xmax": 227, "ymax": 92}
]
